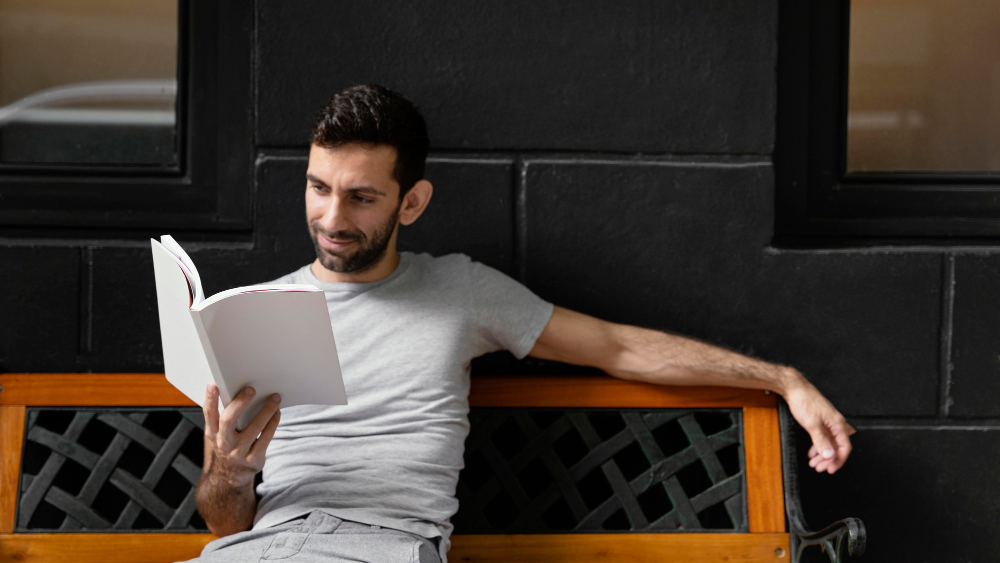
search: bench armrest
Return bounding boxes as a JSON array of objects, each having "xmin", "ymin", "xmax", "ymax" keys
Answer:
[
  {"xmin": 792, "ymin": 516, "xmax": 866, "ymax": 562},
  {"xmin": 779, "ymin": 403, "xmax": 867, "ymax": 563}
]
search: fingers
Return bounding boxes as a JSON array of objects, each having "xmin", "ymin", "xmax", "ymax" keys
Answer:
[
  {"xmin": 805, "ymin": 424, "xmax": 835, "ymax": 470},
  {"xmin": 807, "ymin": 420, "xmax": 854, "ymax": 474},
  {"xmin": 237, "ymin": 394, "xmax": 281, "ymax": 448},
  {"xmin": 827, "ymin": 425, "xmax": 853, "ymax": 474},
  {"xmin": 248, "ymin": 409, "xmax": 281, "ymax": 465},
  {"xmin": 219, "ymin": 386, "xmax": 257, "ymax": 437},
  {"xmin": 203, "ymin": 383, "xmax": 220, "ymax": 437},
  {"xmin": 202, "ymin": 386, "xmax": 280, "ymax": 478},
  {"xmin": 785, "ymin": 377, "xmax": 855, "ymax": 475}
]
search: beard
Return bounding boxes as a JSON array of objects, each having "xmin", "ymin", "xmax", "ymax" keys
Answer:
[{"xmin": 309, "ymin": 205, "xmax": 399, "ymax": 274}]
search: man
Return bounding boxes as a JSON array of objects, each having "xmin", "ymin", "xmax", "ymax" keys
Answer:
[{"xmin": 190, "ymin": 85, "xmax": 853, "ymax": 563}]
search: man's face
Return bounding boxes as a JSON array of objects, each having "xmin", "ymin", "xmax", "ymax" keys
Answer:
[{"xmin": 305, "ymin": 143, "xmax": 402, "ymax": 274}]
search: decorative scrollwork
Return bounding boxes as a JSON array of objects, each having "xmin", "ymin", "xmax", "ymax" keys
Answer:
[
  {"xmin": 16, "ymin": 408, "xmax": 206, "ymax": 531},
  {"xmin": 453, "ymin": 408, "xmax": 746, "ymax": 533}
]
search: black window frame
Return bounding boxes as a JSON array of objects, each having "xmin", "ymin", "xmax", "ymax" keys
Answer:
[
  {"xmin": 0, "ymin": 0, "xmax": 253, "ymax": 238},
  {"xmin": 776, "ymin": 0, "xmax": 1000, "ymax": 241}
]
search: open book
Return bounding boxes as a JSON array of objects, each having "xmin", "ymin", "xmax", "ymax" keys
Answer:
[{"xmin": 151, "ymin": 235, "xmax": 347, "ymax": 430}]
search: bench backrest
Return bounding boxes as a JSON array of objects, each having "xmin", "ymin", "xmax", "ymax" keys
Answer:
[{"xmin": 0, "ymin": 373, "xmax": 789, "ymax": 562}]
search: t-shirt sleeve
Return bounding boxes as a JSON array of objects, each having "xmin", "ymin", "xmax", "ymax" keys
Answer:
[{"xmin": 469, "ymin": 261, "xmax": 554, "ymax": 359}]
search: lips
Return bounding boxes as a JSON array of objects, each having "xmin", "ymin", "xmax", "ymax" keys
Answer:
[{"xmin": 318, "ymin": 233, "xmax": 357, "ymax": 250}]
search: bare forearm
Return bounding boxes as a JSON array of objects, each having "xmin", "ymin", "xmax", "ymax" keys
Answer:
[
  {"xmin": 530, "ymin": 307, "xmax": 853, "ymax": 472},
  {"xmin": 197, "ymin": 384, "xmax": 281, "ymax": 537},
  {"xmin": 603, "ymin": 323, "xmax": 805, "ymax": 394},
  {"xmin": 531, "ymin": 307, "xmax": 803, "ymax": 394},
  {"xmin": 195, "ymin": 453, "xmax": 257, "ymax": 536}
]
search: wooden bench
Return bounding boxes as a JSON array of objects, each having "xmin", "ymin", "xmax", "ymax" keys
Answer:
[{"xmin": 0, "ymin": 373, "xmax": 865, "ymax": 562}]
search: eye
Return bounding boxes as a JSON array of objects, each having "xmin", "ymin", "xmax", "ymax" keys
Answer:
[
  {"xmin": 352, "ymin": 194, "xmax": 374, "ymax": 204},
  {"xmin": 310, "ymin": 184, "xmax": 329, "ymax": 194}
]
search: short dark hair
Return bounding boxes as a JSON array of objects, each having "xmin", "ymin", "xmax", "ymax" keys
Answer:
[{"xmin": 310, "ymin": 84, "xmax": 429, "ymax": 198}]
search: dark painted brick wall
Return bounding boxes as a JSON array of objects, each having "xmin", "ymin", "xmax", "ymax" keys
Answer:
[
  {"xmin": 0, "ymin": 247, "xmax": 79, "ymax": 372},
  {"xmin": 256, "ymin": 0, "xmax": 776, "ymax": 153},
  {"xmin": 2, "ymin": 2, "xmax": 997, "ymax": 560},
  {"xmin": 951, "ymin": 255, "xmax": 1000, "ymax": 417},
  {"xmin": 521, "ymin": 159, "xmax": 943, "ymax": 417},
  {"xmin": 796, "ymin": 425, "xmax": 1000, "ymax": 562}
]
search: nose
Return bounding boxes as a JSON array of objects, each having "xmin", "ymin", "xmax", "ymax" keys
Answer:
[{"xmin": 315, "ymin": 192, "xmax": 353, "ymax": 234}]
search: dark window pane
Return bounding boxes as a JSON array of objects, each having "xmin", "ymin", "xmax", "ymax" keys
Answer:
[
  {"xmin": 847, "ymin": 0, "xmax": 1000, "ymax": 172},
  {"xmin": 0, "ymin": 0, "xmax": 178, "ymax": 167}
]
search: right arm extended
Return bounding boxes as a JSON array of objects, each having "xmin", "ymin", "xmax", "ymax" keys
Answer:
[{"xmin": 195, "ymin": 383, "xmax": 281, "ymax": 537}]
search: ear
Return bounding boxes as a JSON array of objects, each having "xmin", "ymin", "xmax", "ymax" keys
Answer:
[{"xmin": 398, "ymin": 179, "xmax": 433, "ymax": 226}]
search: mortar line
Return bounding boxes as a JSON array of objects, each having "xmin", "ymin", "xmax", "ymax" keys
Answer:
[
  {"xmin": 767, "ymin": 246, "xmax": 1000, "ymax": 255},
  {"xmin": 518, "ymin": 157, "xmax": 769, "ymax": 169},
  {"xmin": 252, "ymin": 0, "xmax": 261, "ymax": 148},
  {"xmin": 852, "ymin": 425, "xmax": 1000, "ymax": 431},
  {"xmin": 938, "ymin": 254, "xmax": 956, "ymax": 418},
  {"xmin": 833, "ymin": 416, "xmax": 1000, "ymax": 428},
  {"xmin": 252, "ymin": 145, "xmax": 774, "ymax": 160},
  {"xmin": 514, "ymin": 156, "xmax": 528, "ymax": 284},
  {"xmin": 0, "ymin": 239, "xmax": 255, "ymax": 250},
  {"xmin": 78, "ymin": 246, "xmax": 94, "ymax": 364}
]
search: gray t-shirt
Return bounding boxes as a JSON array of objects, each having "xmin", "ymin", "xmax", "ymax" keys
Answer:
[{"xmin": 253, "ymin": 252, "xmax": 553, "ymax": 561}]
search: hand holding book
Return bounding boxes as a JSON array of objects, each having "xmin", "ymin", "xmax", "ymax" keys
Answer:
[
  {"xmin": 202, "ymin": 383, "xmax": 279, "ymax": 486},
  {"xmin": 151, "ymin": 235, "xmax": 347, "ymax": 430}
]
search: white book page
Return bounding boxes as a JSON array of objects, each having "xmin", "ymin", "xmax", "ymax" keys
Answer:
[
  {"xmin": 193, "ymin": 289, "xmax": 346, "ymax": 431},
  {"xmin": 150, "ymin": 239, "xmax": 216, "ymax": 407},
  {"xmin": 194, "ymin": 284, "xmax": 321, "ymax": 311},
  {"xmin": 159, "ymin": 235, "xmax": 205, "ymax": 306}
]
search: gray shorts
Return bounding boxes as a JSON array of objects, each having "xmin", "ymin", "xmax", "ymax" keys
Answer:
[{"xmin": 181, "ymin": 511, "xmax": 441, "ymax": 563}]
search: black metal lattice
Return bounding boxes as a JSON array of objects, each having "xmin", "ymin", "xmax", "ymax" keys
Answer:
[
  {"xmin": 452, "ymin": 409, "xmax": 746, "ymax": 533},
  {"xmin": 16, "ymin": 408, "xmax": 207, "ymax": 531},
  {"xmin": 15, "ymin": 407, "xmax": 745, "ymax": 534}
]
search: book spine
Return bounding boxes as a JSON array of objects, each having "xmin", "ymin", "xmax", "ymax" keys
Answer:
[{"xmin": 189, "ymin": 310, "xmax": 232, "ymax": 404}]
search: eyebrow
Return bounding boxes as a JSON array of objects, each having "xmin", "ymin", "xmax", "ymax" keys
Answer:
[{"xmin": 306, "ymin": 174, "xmax": 387, "ymax": 197}]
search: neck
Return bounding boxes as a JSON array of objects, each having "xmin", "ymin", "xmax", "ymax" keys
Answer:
[{"xmin": 310, "ymin": 246, "xmax": 402, "ymax": 284}]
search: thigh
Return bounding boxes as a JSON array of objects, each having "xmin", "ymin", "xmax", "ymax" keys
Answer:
[
  {"xmin": 175, "ymin": 532, "xmax": 272, "ymax": 563},
  {"xmin": 294, "ymin": 531, "xmax": 435, "ymax": 563},
  {"xmin": 176, "ymin": 521, "xmax": 301, "ymax": 563}
]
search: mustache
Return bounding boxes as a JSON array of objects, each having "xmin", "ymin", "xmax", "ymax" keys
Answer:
[{"xmin": 309, "ymin": 221, "xmax": 366, "ymax": 243}]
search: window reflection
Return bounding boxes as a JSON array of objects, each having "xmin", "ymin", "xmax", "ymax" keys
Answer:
[
  {"xmin": 847, "ymin": 0, "xmax": 1000, "ymax": 173},
  {"xmin": 0, "ymin": 0, "xmax": 178, "ymax": 167}
]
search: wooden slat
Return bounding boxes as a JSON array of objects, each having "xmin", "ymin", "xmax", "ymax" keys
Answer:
[
  {"xmin": 0, "ymin": 374, "xmax": 195, "ymax": 407},
  {"xmin": 0, "ymin": 533, "xmax": 790, "ymax": 563},
  {"xmin": 0, "ymin": 406, "xmax": 26, "ymax": 533},
  {"xmin": 469, "ymin": 376, "xmax": 777, "ymax": 408},
  {"xmin": 0, "ymin": 533, "xmax": 216, "ymax": 562},
  {"xmin": 744, "ymin": 406, "xmax": 786, "ymax": 533},
  {"xmin": 449, "ymin": 533, "xmax": 790, "ymax": 562},
  {"xmin": 1, "ymin": 373, "xmax": 777, "ymax": 409}
]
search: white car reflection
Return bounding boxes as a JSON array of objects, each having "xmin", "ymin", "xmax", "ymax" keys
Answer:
[{"xmin": 0, "ymin": 80, "xmax": 176, "ymax": 127}]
